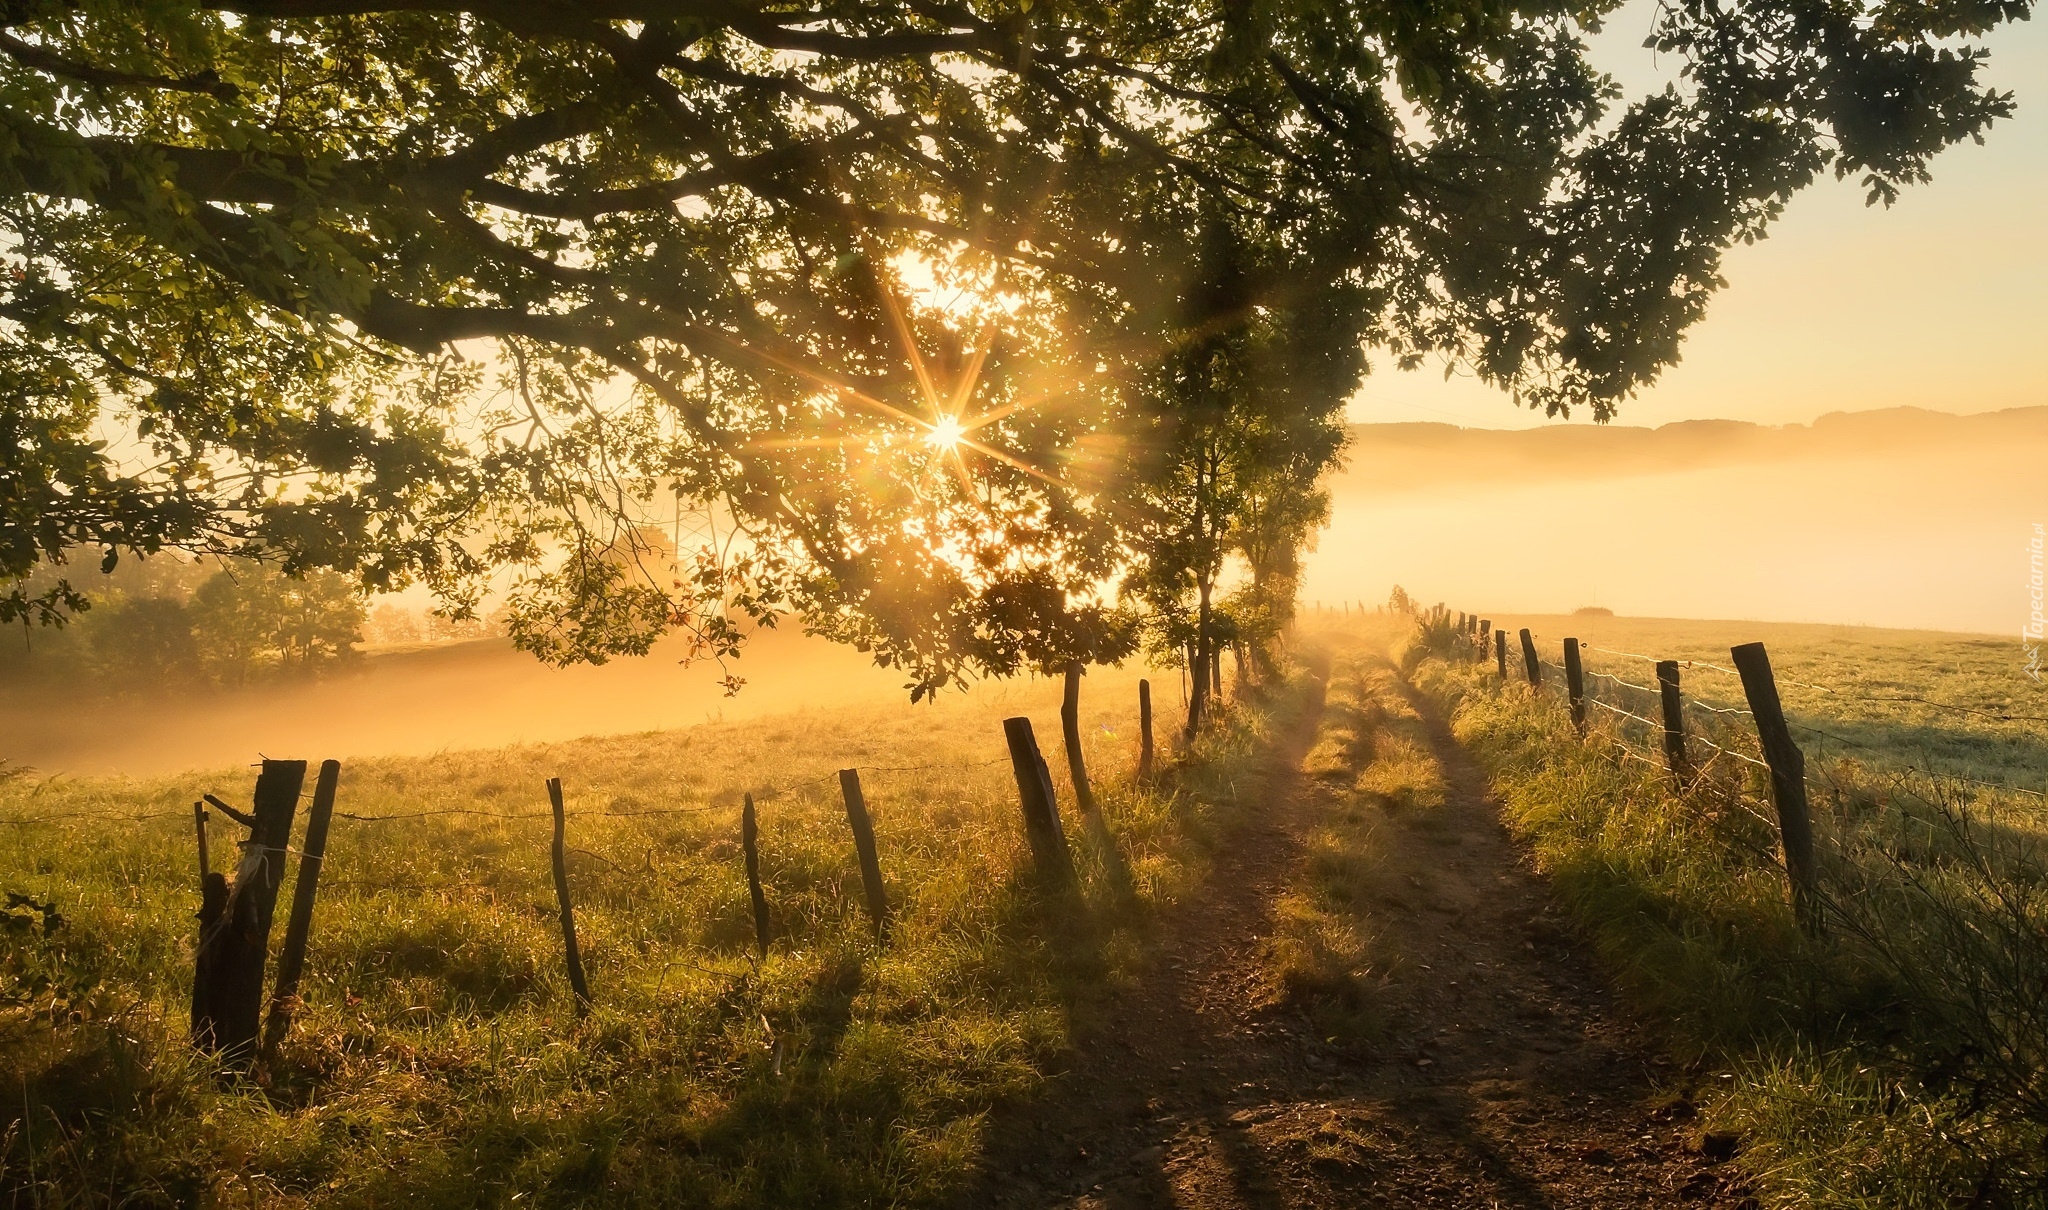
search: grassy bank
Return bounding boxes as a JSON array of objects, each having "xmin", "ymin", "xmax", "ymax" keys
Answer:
[
  {"xmin": 0, "ymin": 664, "xmax": 1307, "ymax": 1207},
  {"xmin": 1405, "ymin": 621, "xmax": 2048, "ymax": 1207}
]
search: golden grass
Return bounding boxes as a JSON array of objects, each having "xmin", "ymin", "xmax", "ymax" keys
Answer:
[{"xmin": 0, "ymin": 662, "xmax": 1295, "ymax": 1207}]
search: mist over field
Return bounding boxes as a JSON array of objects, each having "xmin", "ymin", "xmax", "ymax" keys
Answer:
[
  {"xmin": 1302, "ymin": 405, "xmax": 2048, "ymax": 636},
  {"xmin": 7, "ymin": 404, "xmax": 2037, "ymax": 779},
  {"xmin": 0, "ymin": 626, "xmax": 966, "ymax": 777}
]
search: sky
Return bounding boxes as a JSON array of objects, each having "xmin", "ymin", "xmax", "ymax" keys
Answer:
[{"xmin": 1347, "ymin": 3, "xmax": 2048, "ymax": 431}]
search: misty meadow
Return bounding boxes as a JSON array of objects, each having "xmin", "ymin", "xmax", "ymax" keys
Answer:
[{"xmin": 2, "ymin": 1, "xmax": 2044, "ymax": 1207}]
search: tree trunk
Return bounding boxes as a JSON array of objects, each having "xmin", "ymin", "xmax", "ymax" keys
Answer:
[{"xmin": 1186, "ymin": 574, "xmax": 1212, "ymax": 740}]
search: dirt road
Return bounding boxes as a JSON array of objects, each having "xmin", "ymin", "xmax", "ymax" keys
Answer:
[{"xmin": 957, "ymin": 653, "xmax": 1750, "ymax": 1208}]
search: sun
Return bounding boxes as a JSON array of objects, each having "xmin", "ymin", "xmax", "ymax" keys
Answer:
[{"xmin": 925, "ymin": 413, "xmax": 966, "ymax": 449}]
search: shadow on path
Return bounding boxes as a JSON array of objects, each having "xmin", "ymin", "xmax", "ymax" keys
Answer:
[{"xmin": 953, "ymin": 641, "xmax": 1752, "ymax": 1209}]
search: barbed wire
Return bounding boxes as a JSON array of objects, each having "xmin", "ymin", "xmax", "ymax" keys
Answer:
[
  {"xmin": 1686, "ymin": 699, "xmax": 1754, "ymax": 718},
  {"xmin": 1586, "ymin": 722, "xmax": 1787, "ymax": 855},
  {"xmin": 1774, "ymin": 677, "xmax": 2048, "ymax": 725},
  {"xmin": 1588, "ymin": 698, "xmax": 1664, "ymax": 731},
  {"xmin": 0, "ymin": 753, "xmax": 1021, "ymax": 830},
  {"xmin": 0, "ymin": 807, "xmax": 191, "ymax": 826},
  {"xmin": 1584, "ymin": 644, "xmax": 1660, "ymax": 665},
  {"xmin": 1455, "ymin": 622, "xmax": 2042, "ymax": 863},
  {"xmin": 1582, "ymin": 646, "xmax": 1743, "ymax": 679},
  {"xmin": 1685, "ymin": 732, "xmax": 1770, "ymax": 770},
  {"xmin": 1585, "ymin": 669, "xmax": 1660, "ymax": 695}
]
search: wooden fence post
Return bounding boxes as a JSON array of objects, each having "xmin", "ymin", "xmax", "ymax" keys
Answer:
[
  {"xmin": 191, "ymin": 759, "xmax": 305, "ymax": 1063},
  {"xmin": 838, "ymin": 769, "xmax": 891, "ymax": 934},
  {"xmin": 261, "ymin": 759, "xmax": 339, "ymax": 1057},
  {"xmin": 1060, "ymin": 662, "xmax": 1100, "ymax": 815},
  {"xmin": 1002, "ymin": 717, "xmax": 1074, "ymax": 885},
  {"xmin": 1478, "ymin": 619, "xmax": 1490, "ymax": 655},
  {"xmin": 1496, "ymin": 629, "xmax": 1508, "ymax": 680},
  {"xmin": 1730, "ymin": 642, "xmax": 1819, "ymax": 927},
  {"xmin": 1563, "ymin": 638, "xmax": 1587, "ymax": 733},
  {"xmin": 1138, "ymin": 679, "xmax": 1155, "ymax": 780},
  {"xmin": 546, "ymin": 777, "xmax": 592, "ymax": 1014},
  {"xmin": 1519, "ymin": 628, "xmax": 1541, "ymax": 686},
  {"xmin": 1656, "ymin": 660, "xmax": 1692, "ymax": 786},
  {"xmin": 192, "ymin": 800, "xmax": 211, "ymax": 886},
  {"xmin": 742, "ymin": 792, "xmax": 770, "ymax": 958}
]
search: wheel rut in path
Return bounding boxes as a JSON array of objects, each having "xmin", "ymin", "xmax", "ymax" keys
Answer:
[{"xmin": 955, "ymin": 653, "xmax": 1751, "ymax": 1209}]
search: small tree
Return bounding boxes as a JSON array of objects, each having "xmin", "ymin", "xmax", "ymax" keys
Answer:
[
  {"xmin": 1121, "ymin": 211, "xmax": 1359, "ymax": 735},
  {"xmin": 87, "ymin": 595, "xmax": 199, "ymax": 682},
  {"xmin": 190, "ymin": 566, "xmax": 365, "ymax": 680}
]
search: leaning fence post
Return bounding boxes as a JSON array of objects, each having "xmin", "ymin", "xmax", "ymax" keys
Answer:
[
  {"xmin": 1138, "ymin": 679, "xmax": 1155, "ymax": 780},
  {"xmin": 546, "ymin": 777, "xmax": 592, "ymax": 1014},
  {"xmin": 1496, "ymin": 629, "xmax": 1508, "ymax": 680},
  {"xmin": 192, "ymin": 800, "xmax": 211, "ymax": 887},
  {"xmin": 1002, "ymin": 717, "xmax": 1074, "ymax": 885},
  {"xmin": 191, "ymin": 759, "xmax": 305, "ymax": 1063},
  {"xmin": 1656, "ymin": 660, "xmax": 1692, "ymax": 786},
  {"xmin": 1563, "ymin": 638, "xmax": 1587, "ymax": 733},
  {"xmin": 1519, "ymin": 628, "xmax": 1541, "ymax": 686},
  {"xmin": 262, "ymin": 758, "xmax": 340, "ymax": 1057},
  {"xmin": 1478, "ymin": 619, "xmax": 1491, "ymax": 656},
  {"xmin": 838, "ymin": 769, "xmax": 891, "ymax": 935},
  {"xmin": 742, "ymin": 792, "xmax": 771, "ymax": 958},
  {"xmin": 1730, "ymin": 642, "xmax": 1819, "ymax": 928},
  {"xmin": 1060, "ymin": 662, "xmax": 1100, "ymax": 815}
]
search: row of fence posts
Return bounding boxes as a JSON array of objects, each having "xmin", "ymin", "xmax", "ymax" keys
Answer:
[
  {"xmin": 185, "ymin": 672, "xmax": 1164, "ymax": 1062},
  {"xmin": 1445, "ymin": 609, "xmax": 1818, "ymax": 927}
]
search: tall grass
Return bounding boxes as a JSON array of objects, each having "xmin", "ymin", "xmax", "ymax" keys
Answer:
[
  {"xmin": 1410, "ymin": 648, "xmax": 2048, "ymax": 1207},
  {"xmin": 0, "ymin": 669, "xmax": 1310, "ymax": 1207}
]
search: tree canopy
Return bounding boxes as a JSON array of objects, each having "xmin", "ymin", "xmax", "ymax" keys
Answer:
[{"xmin": 0, "ymin": 0, "xmax": 2028, "ymax": 691}]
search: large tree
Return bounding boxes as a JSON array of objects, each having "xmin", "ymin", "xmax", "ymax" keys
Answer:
[{"xmin": 1, "ymin": 0, "xmax": 2028, "ymax": 691}]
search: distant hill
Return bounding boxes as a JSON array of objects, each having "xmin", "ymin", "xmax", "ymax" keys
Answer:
[{"xmin": 1333, "ymin": 405, "xmax": 2048, "ymax": 495}]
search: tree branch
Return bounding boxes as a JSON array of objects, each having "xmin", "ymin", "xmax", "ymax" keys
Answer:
[{"xmin": 0, "ymin": 32, "xmax": 240, "ymax": 99}]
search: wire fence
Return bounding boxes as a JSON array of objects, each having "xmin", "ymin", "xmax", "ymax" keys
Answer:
[
  {"xmin": 1485, "ymin": 622, "xmax": 2047, "ymax": 811},
  {"xmin": 1437, "ymin": 615, "xmax": 2048, "ymax": 905},
  {"xmin": 0, "ymin": 754, "xmax": 1022, "ymax": 830}
]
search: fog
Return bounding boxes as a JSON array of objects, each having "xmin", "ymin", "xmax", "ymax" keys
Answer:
[
  {"xmin": 0, "ymin": 626, "xmax": 918, "ymax": 778},
  {"xmin": 7, "ymin": 406, "xmax": 2039, "ymax": 778},
  {"xmin": 1301, "ymin": 407, "xmax": 2048, "ymax": 636}
]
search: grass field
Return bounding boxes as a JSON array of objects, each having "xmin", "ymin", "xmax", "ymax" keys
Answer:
[
  {"xmin": 1400, "ymin": 611, "xmax": 2048, "ymax": 1207},
  {"xmin": 0, "ymin": 661, "xmax": 1296, "ymax": 1207},
  {"xmin": 8, "ymin": 608, "xmax": 2045, "ymax": 1207},
  {"xmin": 1498, "ymin": 613, "xmax": 2048, "ymax": 790}
]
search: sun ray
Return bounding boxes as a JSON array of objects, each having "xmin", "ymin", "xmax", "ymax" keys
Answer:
[
  {"xmin": 738, "ymin": 342, "xmax": 931, "ymax": 431},
  {"xmin": 956, "ymin": 433, "xmax": 1067, "ymax": 488},
  {"xmin": 875, "ymin": 278, "xmax": 942, "ymax": 413},
  {"xmin": 955, "ymin": 378, "xmax": 1092, "ymax": 434},
  {"xmin": 745, "ymin": 433, "xmax": 872, "ymax": 450},
  {"xmin": 946, "ymin": 323, "xmax": 996, "ymax": 417},
  {"xmin": 946, "ymin": 445, "xmax": 977, "ymax": 496}
]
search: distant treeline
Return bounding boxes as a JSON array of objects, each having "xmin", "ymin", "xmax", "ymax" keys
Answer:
[
  {"xmin": 1, "ymin": 558, "xmax": 368, "ymax": 687},
  {"xmin": 1336, "ymin": 404, "xmax": 2048, "ymax": 497}
]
